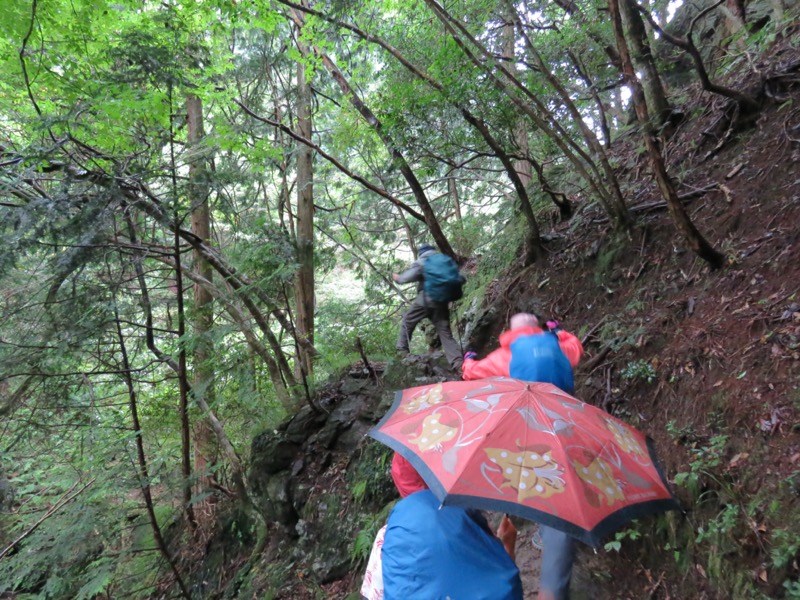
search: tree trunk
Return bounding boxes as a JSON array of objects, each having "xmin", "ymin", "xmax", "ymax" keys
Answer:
[
  {"xmin": 501, "ymin": 12, "xmax": 533, "ymax": 191},
  {"xmin": 608, "ymin": 0, "xmax": 725, "ymax": 269},
  {"xmin": 448, "ymin": 177, "xmax": 462, "ymax": 222},
  {"xmin": 425, "ymin": 0, "xmax": 624, "ymax": 227},
  {"xmin": 460, "ymin": 111, "xmax": 541, "ymax": 264},
  {"xmin": 187, "ymin": 93, "xmax": 218, "ymax": 503},
  {"xmin": 112, "ymin": 302, "xmax": 192, "ymax": 600},
  {"xmin": 174, "ymin": 218, "xmax": 196, "ymax": 529},
  {"xmin": 621, "ymin": 0, "xmax": 672, "ymax": 125},
  {"xmin": 294, "ymin": 29, "xmax": 315, "ymax": 379}
]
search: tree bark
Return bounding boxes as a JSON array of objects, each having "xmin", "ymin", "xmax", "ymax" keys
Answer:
[
  {"xmin": 448, "ymin": 177, "xmax": 462, "ymax": 222},
  {"xmin": 276, "ymin": 0, "xmax": 564, "ymax": 224},
  {"xmin": 608, "ymin": 0, "xmax": 725, "ymax": 269},
  {"xmin": 460, "ymin": 111, "xmax": 541, "ymax": 264},
  {"xmin": 620, "ymin": 0, "xmax": 672, "ymax": 124},
  {"xmin": 293, "ymin": 27, "xmax": 315, "ymax": 379},
  {"xmin": 174, "ymin": 213, "xmax": 197, "ymax": 529},
  {"xmin": 503, "ymin": 0, "xmax": 630, "ymax": 228},
  {"xmin": 638, "ymin": 2, "xmax": 761, "ymax": 112},
  {"xmin": 187, "ymin": 93, "xmax": 218, "ymax": 506}
]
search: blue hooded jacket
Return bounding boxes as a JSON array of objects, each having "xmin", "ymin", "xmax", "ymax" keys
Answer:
[
  {"xmin": 509, "ymin": 331, "xmax": 574, "ymax": 393},
  {"xmin": 381, "ymin": 490, "xmax": 523, "ymax": 600}
]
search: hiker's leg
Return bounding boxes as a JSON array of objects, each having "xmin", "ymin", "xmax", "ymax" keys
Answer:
[
  {"xmin": 430, "ymin": 302, "xmax": 462, "ymax": 369},
  {"xmin": 396, "ymin": 294, "xmax": 427, "ymax": 352},
  {"xmin": 539, "ymin": 525, "xmax": 575, "ymax": 600}
]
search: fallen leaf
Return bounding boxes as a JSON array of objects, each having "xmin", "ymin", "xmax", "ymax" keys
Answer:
[
  {"xmin": 728, "ymin": 452, "xmax": 750, "ymax": 468},
  {"xmin": 713, "ymin": 380, "xmax": 723, "ymax": 387},
  {"xmin": 758, "ymin": 568, "xmax": 768, "ymax": 583},
  {"xmin": 696, "ymin": 564, "xmax": 707, "ymax": 578},
  {"xmin": 790, "ymin": 453, "xmax": 800, "ymax": 464}
]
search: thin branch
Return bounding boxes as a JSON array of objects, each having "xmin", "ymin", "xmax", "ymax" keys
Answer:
[
  {"xmin": 234, "ymin": 99, "xmax": 426, "ymax": 222},
  {"xmin": 0, "ymin": 479, "xmax": 95, "ymax": 560}
]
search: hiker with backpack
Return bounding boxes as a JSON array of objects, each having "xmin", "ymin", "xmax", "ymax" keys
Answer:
[
  {"xmin": 462, "ymin": 313, "xmax": 584, "ymax": 600},
  {"xmin": 393, "ymin": 243, "xmax": 465, "ymax": 370}
]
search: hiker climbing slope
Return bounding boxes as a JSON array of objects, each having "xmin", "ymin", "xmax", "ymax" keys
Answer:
[
  {"xmin": 462, "ymin": 313, "xmax": 584, "ymax": 600},
  {"xmin": 393, "ymin": 243, "xmax": 465, "ymax": 370}
]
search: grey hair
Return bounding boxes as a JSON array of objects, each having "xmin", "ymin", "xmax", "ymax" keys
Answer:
[{"xmin": 509, "ymin": 313, "xmax": 539, "ymax": 330}]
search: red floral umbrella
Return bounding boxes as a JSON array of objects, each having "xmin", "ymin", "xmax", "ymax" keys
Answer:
[{"xmin": 369, "ymin": 377, "xmax": 680, "ymax": 547}]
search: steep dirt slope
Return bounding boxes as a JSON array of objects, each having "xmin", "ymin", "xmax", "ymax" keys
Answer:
[{"xmin": 486, "ymin": 39, "xmax": 800, "ymax": 599}]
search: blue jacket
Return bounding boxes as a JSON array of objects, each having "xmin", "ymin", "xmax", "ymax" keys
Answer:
[
  {"xmin": 382, "ymin": 490, "xmax": 523, "ymax": 600},
  {"xmin": 509, "ymin": 331, "xmax": 574, "ymax": 393}
]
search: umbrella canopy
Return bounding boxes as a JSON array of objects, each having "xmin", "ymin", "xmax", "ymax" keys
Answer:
[{"xmin": 369, "ymin": 377, "xmax": 680, "ymax": 547}]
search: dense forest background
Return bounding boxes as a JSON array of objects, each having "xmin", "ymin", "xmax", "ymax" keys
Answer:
[{"xmin": 1, "ymin": 0, "xmax": 799, "ymax": 598}]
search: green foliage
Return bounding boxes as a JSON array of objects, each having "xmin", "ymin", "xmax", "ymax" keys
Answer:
[
  {"xmin": 597, "ymin": 317, "xmax": 647, "ymax": 353},
  {"xmin": 0, "ymin": 0, "xmax": 793, "ymax": 597},
  {"xmin": 593, "ymin": 235, "xmax": 626, "ymax": 284},
  {"xmin": 620, "ymin": 359, "xmax": 657, "ymax": 384},
  {"xmin": 603, "ymin": 522, "xmax": 642, "ymax": 553},
  {"xmin": 349, "ymin": 500, "xmax": 397, "ymax": 565},
  {"xmin": 348, "ymin": 441, "xmax": 394, "ymax": 508},
  {"xmin": 315, "ymin": 298, "xmax": 398, "ymax": 379},
  {"xmin": 785, "ymin": 579, "xmax": 800, "ymax": 599},
  {"xmin": 771, "ymin": 528, "xmax": 800, "ymax": 570},
  {"xmin": 672, "ymin": 434, "xmax": 728, "ymax": 498}
]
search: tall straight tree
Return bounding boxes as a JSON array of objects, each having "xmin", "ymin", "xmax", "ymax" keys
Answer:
[
  {"xmin": 294, "ymin": 18, "xmax": 315, "ymax": 378},
  {"xmin": 620, "ymin": 0, "xmax": 672, "ymax": 125},
  {"xmin": 187, "ymin": 92, "xmax": 218, "ymax": 499}
]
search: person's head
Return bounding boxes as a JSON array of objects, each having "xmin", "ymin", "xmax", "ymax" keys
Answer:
[
  {"xmin": 391, "ymin": 453, "xmax": 428, "ymax": 497},
  {"xmin": 418, "ymin": 243, "xmax": 436, "ymax": 257},
  {"xmin": 509, "ymin": 313, "xmax": 539, "ymax": 330}
]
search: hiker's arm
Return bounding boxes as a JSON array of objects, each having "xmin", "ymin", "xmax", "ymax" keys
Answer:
[
  {"xmin": 556, "ymin": 330, "xmax": 584, "ymax": 368},
  {"xmin": 462, "ymin": 348, "xmax": 508, "ymax": 380},
  {"xmin": 394, "ymin": 261, "xmax": 423, "ymax": 285}
]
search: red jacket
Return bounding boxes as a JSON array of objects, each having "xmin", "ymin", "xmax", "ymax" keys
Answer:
[{"xmin": 461, "ymin": 326, "xmax": 584, "ymax": 380}]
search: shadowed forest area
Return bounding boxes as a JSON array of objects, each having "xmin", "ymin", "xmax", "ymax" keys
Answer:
[{"xmin": 0, "ymin": 0, "xmax": 799, "ymax": 598}]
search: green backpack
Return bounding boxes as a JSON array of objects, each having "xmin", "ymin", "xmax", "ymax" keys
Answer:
[{"xmin": 423, "ymin": 253, "xmax": 465, "ymax": 302}]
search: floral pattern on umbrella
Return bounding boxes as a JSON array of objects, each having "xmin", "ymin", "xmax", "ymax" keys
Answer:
[
  {"xmin": 409, "ymin": 414, "xmax": 458, "ymax": 452},
  {"xmin": 485, "ymin": 447, "xmax": 566, "ymax": 502},
  {"xmin": 605, "ymin": 418, "xmax": 646, "ymax": 457},
  {"xmin": 370, "ymin": 377, "xmax": 680, "ymax": 547},
  {"xmin": 571, "ymin": 456, "xmax": 625, "ymax": 506},
  {"xmin": 403, "ymin": 383, "xmax": 444, "ymax": 414}
]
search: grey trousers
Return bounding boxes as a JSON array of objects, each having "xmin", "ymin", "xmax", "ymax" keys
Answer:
[
  {"xmin": 396, "ymin": 293, "xmax": 462, "ymax": 368},
  {"xmin": 540, "ymin": 525, "xmax": 575, "ymax": 600}
]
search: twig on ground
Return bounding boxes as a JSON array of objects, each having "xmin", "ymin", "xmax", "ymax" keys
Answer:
[{"xmin": 580, "ymin": 315, "xmax": 608, "ymax": 346}]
